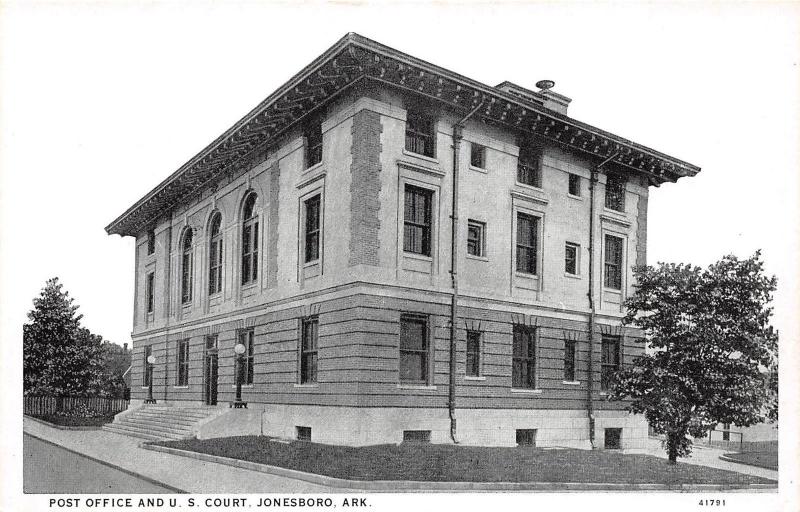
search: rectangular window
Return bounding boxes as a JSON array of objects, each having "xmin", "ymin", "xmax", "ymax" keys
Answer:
[
  {"xmin": 147, "ymin": 229, "xmax": 156, "ymax": 255},
  {"xmin": 605, "ymin": 173, "xmax": 626, "ymax": 211},
  {"xmin": 177, "ymin": 339, "xmax": 189, "ymax": 386},
  {"xmin": 516, "ymin": 429, "xmax": 537, "ymax": 447},
  {"xmin": 238, "ymin": 329, "xmax": 255, "ymax": 385},
  {"xmin": 143, "ymin": 345, "xmax": 152, "ymax": 386},
  {"xmin": 304, "ymin": 195, "xmax": 321, "ymax": 263},
  {"xmin": 402, "ymin": 430, "xmax": 431, "ymax": 443},
  {"xmin": 466, "ymin": 330, "xmax": 481, "ymax": 377},
  {"xmin": 181, "ymin": 250, "xmax": 193, "ymax": 304},
  {"xmin": 601, "ymin": 335, "xmax": 621, "ymax": 391},
  {"xmin": 564, "ymin": 339, "xmax": 576, "ymax": 382},
  {"xmin": 517, "ymin": 145, "xmax": 542, "ymax": 188},
  {"xmin": 604, "ymin": 428, "xmax": 622, "ymax": 449},
  {"xmin": 300, "ymin": 317, "xmax": 319, "ymax": 384},
  {"xmin": 466, "ymin": 220, "xmax": 485, "ymax": 257},
  {"xmin": 405, "ymin": 110, "xmax": 435, "ymax": 158},
  {"xmin": 470, "ymin": 143, "xmax": 485, "ymax": 168},
  {"xmin": 296, "ymin": 426, "xmax": 312, "ymax": 441},
  {"xmin": 403, "ymin": 185, "xmax": 433, "ymax": 256},
  {"xmin": 515, "ymin": 213, "xmax": 539, "ymax": 275},
  {"xmin": 399, "ymin": 316, "xmax": 428, "ymax": 384},
  {"xmin": 722, "ymin": 423, "xmax": 731, "ymax": 441},
  {"xmin": 305, "ymin": 122, "xmax": 322, "ymax": 168},
  {"xmin": 568, "ymin": 173, "xmax": 581, "ymax": 197},
  {"xmin": 565, "ymin": 242, "xmax": 579, "ymax": 275},
  {"xmin": 208, "ymin": 226, "xmax": 223, "ymax": 295},
  {"xmin": 512, "ymin": 325, "xmax": 536, "ymax": 389},
  {"xmin": 604, "ymin": 235, "xmax": 624, "ymax": 290},
  {"xmin": 146, "ymin": 272, "xmax": 155, "ymax": 314}
]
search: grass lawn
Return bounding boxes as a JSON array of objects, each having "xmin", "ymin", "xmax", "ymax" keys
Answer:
[
  {"xmin": 27, "ymin": 413, "xmax": 117, "ymax": 427},
  {"xmin": 154, "ymin": 436, "xmax": 774, "ymax": 485},
  {"xmin": 724, "ymin": 451, "xmax": 778, "ymax": 471}
]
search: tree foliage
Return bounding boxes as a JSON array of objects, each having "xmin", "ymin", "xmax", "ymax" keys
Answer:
[
  {"xmin": 23, "ymin": 278, "xmax": 129, "ymax": 397},
  {"xmin": 608, "ymin": 252, "xmax": 778, "ymax": 462}
]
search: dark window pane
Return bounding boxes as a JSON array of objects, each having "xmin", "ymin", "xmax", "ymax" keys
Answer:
[
  {"xmin": 601, "ymin": 335, "xmax": 621, "ymax": 390},
  {"xmin": 565, "ymin": 244, "xmax": 578, "ymax": 275},
  {"xmin": 512, "ymin": 326, "xmax": 536, "ymax": 388},
  {"xmin": 399, "ymin": 317, "xmax": 427, "ymax": 383},
  {"xmin": 405, "ymin": 111, "xmax": 435, "ymax": 157},
  {"xmin": 604, "ymin": 235, "xmax": 623, "ymax": 289},
  {"xmin": 471, "ymin": 144, "xmax": 485, "ymax": 168},
  {"xmin": 146, "ymin": 273, "xmax": 155, "ymax": 313},
  {"xmin": 305, "ymin": 122, "xmax": 323, "ymax": 167},
  {"xmin": 515, "ymin": 213, "xmax": 538, "ymax": 274},
  {"xmin": 147, "ymin": 230, "xmax": 156, "ymax": 255},
  {"xmin": 517, "ymin": 145, "xmax": 541, "ymax": 187},
  {"xmin": 564, "ymin": 340, "xmax": 576, "ymax": 381},
  {"xmin": 400, "ymin": 352, "xmax": 425, "ymax": 382},
  {"xmin": 605, "ymin": 174, "xmax": 626, "ymax": 211},
  {"xmin": 466, "ymin": 331, "xmax": 481, "ymax": 377},
  {"xmin": 403, "ymin": 186, "xmax": 432, "ymax": 256},
  {"xmin": 568, "ymin": 174, "xmax": 581, "ymax": 196}
]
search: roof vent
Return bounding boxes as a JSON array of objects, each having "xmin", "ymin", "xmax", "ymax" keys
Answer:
[{"xmin": 535, "ymin": 80, "xmax": 556, "ymax": 91}]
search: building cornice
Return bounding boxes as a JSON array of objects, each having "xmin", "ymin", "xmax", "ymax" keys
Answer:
[{"xmin": 106, "ymin": 32, "xmax": 700, "ymax": 237}]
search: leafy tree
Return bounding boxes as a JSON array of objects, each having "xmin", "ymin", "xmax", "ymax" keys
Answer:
[
  {"xmin": 608, "ymin": 252, "xmax": 778, "ymax": 463},
  {"xmin": 100, "ymin": 341, "xmax": 132, "ymax": 398},
  {"xmin": 23, "ymin": 278, "xmax": 108, "ymax": 396}
]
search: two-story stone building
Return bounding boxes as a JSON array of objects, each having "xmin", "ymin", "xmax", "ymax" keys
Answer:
[{"xmin": 105, "ymin": 33, "xmax": 699, "ymax": 448}]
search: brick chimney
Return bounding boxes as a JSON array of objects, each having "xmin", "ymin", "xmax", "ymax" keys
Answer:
[{"xmin": 495, "ymin": 81, "xmax": 572, "ymax": 115}]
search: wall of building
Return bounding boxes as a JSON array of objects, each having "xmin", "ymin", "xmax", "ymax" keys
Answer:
[
  {"xmin": 130, "ymin": 290, "xmax": 642, "ymax": 410},
  {"xmin": 131, "ymin": 86, "xmax": 649, "ymax": 342},
  {"xmin": 128, "ymin": 84, "xmax": 653, "ymax": 446}
]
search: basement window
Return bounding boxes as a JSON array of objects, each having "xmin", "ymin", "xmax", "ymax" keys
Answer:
[
  {"xmin": 516, "ymin": 429, "xmax": 537, "ymax": 447},
  {"xmin": 296, "ymin": 426, "xmax": 312, "ymax": 441},
  {"xmin": 402, "ymin": 430, "xmax": 431, "ymax": 444},
  {"xmin": 604, "ymin": 428, "xmax": 622, "ymax": 449}
]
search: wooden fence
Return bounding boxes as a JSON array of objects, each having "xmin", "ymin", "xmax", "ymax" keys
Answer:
[{"xmin": 24, "ymin": 396, "xmax": 129, "ymax": 416}]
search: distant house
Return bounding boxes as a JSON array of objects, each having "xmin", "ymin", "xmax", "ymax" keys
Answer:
[{"xmin": 105, "ymin": 33, "xmax": 699, "ymax": 447}]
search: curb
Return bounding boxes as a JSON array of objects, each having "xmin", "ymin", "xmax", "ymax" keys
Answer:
[
  {"xmin": 24, "ymin": 415, "xmax": 104, "ymax": 431},
  {"xmin": 141, "ymin": 443, "xmax": 778, "ymax": 492},
  {"xmin": 719, "ymin": 454, "xmax": 778, "ymax": 471},
  {"xmin": 23, "ymin": 431, "xmax": 187, "ymax": 493}
]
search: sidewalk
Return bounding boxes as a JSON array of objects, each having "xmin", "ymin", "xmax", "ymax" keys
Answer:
[
  {"xmin": 23, "ymin": 417, "xmax": 341, "ymax": 493},
  {"xmin": 624, "ymin": 438, "xmax": 778, "ymax": 481}
]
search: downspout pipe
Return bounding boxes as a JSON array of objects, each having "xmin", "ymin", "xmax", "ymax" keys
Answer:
[
  {"xmin": 449, "ymin": 101, "xmax": 484, "ymax": 443},
  {"xmin": 587, "ymin": 152, "xmax": 618, "ymax": 448},
  {"xmin": 163, "ymin": 217, "xmax": 173, "ymax": 403}
]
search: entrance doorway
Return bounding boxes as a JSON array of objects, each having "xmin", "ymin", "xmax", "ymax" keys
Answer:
[{"xmin": 204, "ymin": 335, "xmax": 219, "ymax": 406}]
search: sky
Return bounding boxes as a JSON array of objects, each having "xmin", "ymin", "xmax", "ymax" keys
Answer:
[{"xmin": 1, "ymin": 3, "xmax": 797, "ymax": 359}]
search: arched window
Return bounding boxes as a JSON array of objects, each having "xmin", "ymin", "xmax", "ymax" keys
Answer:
[
  {"xmin": 208, "ymin": 213, "xmax": 223, "ymax": 295},
  {"xmin": 241, "ymin": 193, "xmax": 259, "ymax": 285},
  {"xmin": 181, "ymin": 228, "xmax": 194, "ymax": 304}
]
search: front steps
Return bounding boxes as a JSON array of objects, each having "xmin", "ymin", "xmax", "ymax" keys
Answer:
[{"xmin": 103, "ymin": 405, "xmax": 222, "ymax": 441}]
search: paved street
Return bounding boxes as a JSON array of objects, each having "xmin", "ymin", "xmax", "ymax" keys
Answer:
[
  {"xmin": 23, "ymin": 434, "xmax": 172, "ymax": 494},
  {"xmin": 23, "ymin": 418, "xmax": 339, "ymax": 493}
]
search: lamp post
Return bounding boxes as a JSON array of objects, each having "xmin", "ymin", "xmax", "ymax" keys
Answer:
[
  {"xmin": 144, "ymin": 354, "xmax": 157, "ymax": 404},
  {"xmin": 231, "ymin": 343, "xmax": 247, "ymax": 408}
]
